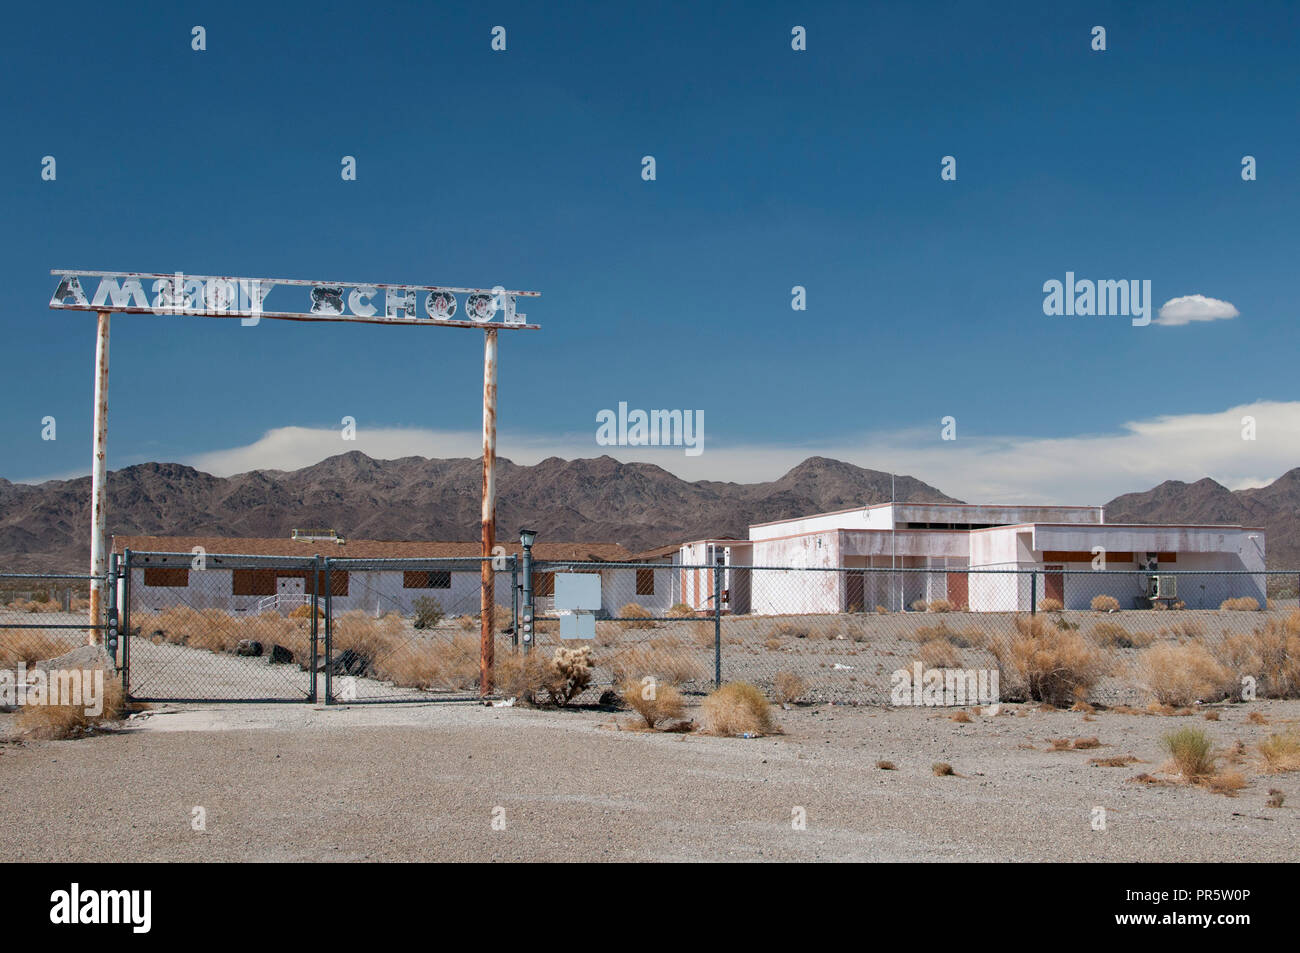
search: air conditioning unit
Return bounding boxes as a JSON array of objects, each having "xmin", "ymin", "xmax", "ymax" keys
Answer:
[{"xmin": 1147, "ymin": 575, "xmax": 1177, "ymax": 599}]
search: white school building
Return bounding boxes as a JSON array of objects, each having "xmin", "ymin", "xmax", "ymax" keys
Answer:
[{"xmin": 662, "ymin": 502, "xmax": 1266, "ymax": 615}]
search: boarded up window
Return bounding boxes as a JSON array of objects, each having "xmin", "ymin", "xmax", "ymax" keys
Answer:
[
  {"xmin": 232, "ymin": 569, "xmax": 276, "ymax": 596},
  {"xmin": 325, "ymin": 571, "xmax": 349, "ymax": 597},
  {"xmin": 404, "ymin": 570, "xmax": 451, "ymax": 590},
  {"xmin": 636, "ymin": 568, "xmax": 655, "ymax": 596},
  {"xmin": 143, "ymin": 567, "xmax": 188, "ymax": 588},
  {"xmin": 534, "ymin": 572, "xmax": 555, "ymax": 597}
]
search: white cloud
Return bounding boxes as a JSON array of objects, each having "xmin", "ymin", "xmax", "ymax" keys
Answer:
[
  {"xmin": 168, "ymin": 400, "xmax": 1300, "ymax": 506},
  {"xmin": 1156, "ymin": 294, "xmax": 1239, "ymax": 326}
]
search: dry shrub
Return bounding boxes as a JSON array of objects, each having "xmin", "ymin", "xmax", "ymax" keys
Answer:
[
  {"xmin": 1072, "ymin": 736, "xmax": 1101, "ymax": 749},
  {"xmin": 763, "ymin": 637, "xmax": 781, "ymax": 651},
  {"xmin": 496, "ymin": 650, "xmax": 550, "ymax": 702},
  {"xmin": 666, "ymin": 603, "xmax": 695, "ymax": 618},
  {"xmin": 618, "ymin": 676, "xmax": 685, "ymax": 729},
  {"xmin": 1091, "ymin": 594, "xmax": 1120, "ymax": 613},
  {"xmin": 609, "ymin": 644, "xmax": 702, "ymax": 686},
  {"xmin": 1090, "ymin": 755, "xmax": 1140, "ymax": 767},
  {"xmin": 950, "ymin": 710, "xmax": 972, "ymax": 723},
  {"xmin": 917, "ymin": 638, "xmax": 961, "ymax": 669},
  {"xmin": 876, "ymin": 760, "xmax": 897, "ymax": 770},
  {"xmin": 0, "ymin": 631, "xmax": 76, "ymax": 666},
  {"xmin": 1220, "ymin": 611, "xmax": 1300, "ymax": 698},
  {"xmin": 1204, "ymin": 709, "xmax": 1221, "ymax": 721},
  {"xmin": 1048, "ymin": 738, "xmax": 1072, "ymax": 751},
  {"xmin": 1266, "ymin": 789, "xmax": 1285, "ymax": 808},
  {"xmin": 771, "ymin": 620, "xmax": 809, "ymax": 640},
  {"xmin": 875, "ymin": 605, "xmax": 889, "ymax": 615},
  {"xmin": 910, "ymin": 599, "xmax": 928, "ymax": 612},
  {"xmin": 689, "ymin": 619, "xmax": 717, "ymax": 648},
  {"xmin": 1220, "ymin": 597, "xmax": 1260, "ymax": 611},
  {"xmin": 1161, "ymin": 726, "xmax": 1215, "ymax": 780},
  {"xmin": 1166, "ymin": 619, "xmax": 1204, "ymax": 638},
  {"xmin": 772, "ymin": 670, "xmax": 807, "ymax": 705},
  {"xmin": 702, "ymin": 682, "xmax": 775, "ymax": 736},
  {"xmin": 932, "ymin": 762, "xmax": 954, "ymax": 776},
  {"xmin": 619, "ymin": 603, "xmax": 655, "ymax": 629},
  {"xmin": 542, "ymin": 645, "xmax": 593, "ymax": 706},
  {"xmin": 989, "ymin": 614, "xmax": 1108, "ymax": 707},
  {"xmin": 1247, "ymin": 711, "xmax": 1268, "ymax": 725},
  {"xmin": 18, "ymin": 676, "xmax": 126, "ymax": 739},
  {"xmin": 1040, "ymin": 598, "xmax": 1064, "ymax": 613},
  {"xmin": 927, "ymin": 599, "xmax": 952, "ymax": 613},
  {"xmin": 1136, "ymin": 642, "xmax": 1236, "ymax": 707},
  {"xmin": 1257, "ymin": 730, "xmax": 1300, "ymax": 773},
  {"xmin": 1091, "ymin": 622, "xmax": 1153, "ymax": 650},
  {"xmin": 1203, "ymin": 771, "xmax": 1247, "ymax": 797},
  {"xmin": 289, "ymin": 603, "xmax": 323, "ymax": 619},
  {"xmin": 377, "ymin": 634, "xmax": 480, "ymax": 690}
]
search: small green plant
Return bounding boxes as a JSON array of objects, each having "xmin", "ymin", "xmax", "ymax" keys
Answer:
[{"xmin": 1162, "ymin": 727, "xmax": 1215, "ymax": 780}]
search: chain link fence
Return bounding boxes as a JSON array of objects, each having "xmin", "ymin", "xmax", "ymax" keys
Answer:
[
  {"xmin": 7, "ymin": 554, "xmax": 1297, "ymax": 709},
  {"xmin": 0, "ymin": 573, "xmax": 101, "ymax": 675},
  {"xmin": 534, "ymin": 563, "xmax": 1299, "ymax": 707}
]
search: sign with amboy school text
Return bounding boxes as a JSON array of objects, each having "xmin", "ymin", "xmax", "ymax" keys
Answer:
[{"xmin": 50, "ymin": 270, "xmax": 539, "ymax": 328}]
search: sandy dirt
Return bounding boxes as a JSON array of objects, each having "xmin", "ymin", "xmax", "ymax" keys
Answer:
[{"xmin": 0, "ymin": 697, "xmax": 1295, "ymax": 862}]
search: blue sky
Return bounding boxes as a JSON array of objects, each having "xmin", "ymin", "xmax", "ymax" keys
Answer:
[{"xmin": 3, "ymin": 0, "xmax": 1298, "ymax": 502}]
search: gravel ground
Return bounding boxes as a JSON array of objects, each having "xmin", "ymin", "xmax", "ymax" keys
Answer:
[{"xmin": 0, "ymin": 697, "xmax": 1296, "ymax": 862}]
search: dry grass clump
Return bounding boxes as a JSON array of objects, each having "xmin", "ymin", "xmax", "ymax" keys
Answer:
[
  {"xmin": 1090, "ymin": 595, "xmax": 1120, "ymax": 613},
  {"xmin": 1220, "ymin": 611, "xmax": 1300, "ymax": 698},
  {"xmin": 1039, "ymin": 598, "xmax": 1064, "ymax": 613},
  {"xmin": 619, "ymin": 603, "xmax": 656, "ymax": 629},
  {"xmin": 763, "ymin": 637, "xmax": 781, "ymax": 651},
  {"xmin": 1091, "ymin": 621, "xmax": 1153, "ymax": 650},
  {"xmin": 618, "ymin": 676, "xmax": 685, "ymax": 729},
  {"xmin": 0, "ymin": 631, "xmax": 77, "ymax": 666},
  {"xmin": 702, "ymin": 682, "xmax": 776, "ymax": 736},
  {"xmin": 666, "ymin": 603, "xmax": 695, "ymax": 618},
  {"xmin": 1203, "ymin": 709, "xmax": 1221, "ymax": 721},
  {"xmin": 1247, "ymin": 711, "xmax": 1268, "ymax": 725},
  {"xmin": 377, "ymin": 633, "xmax": 481, "ymax": 690},
  {"xmin": 932, "ymin": 762, "xmax": 954, "ymax": 776},
  {"xmin": 989, "ymin": 614, "xmax": 1108, "ymax": 707},
  {"xmin": 289, "ymin": 603, "xmax": 323, "ymax": 619},
  {"xmin": 1220, "ymin": 597, "xmax": 1260, "ymax": 611},
  {"xmin": 17, "ymin": 677, "xmax": 126, "ymax": 739},
  {"xmin": 926, "ymin": 599, "xmax": 952, "ymax": 613},
  {"xmin": 1161, "ymin": 726, "xmax": 1216, "ymax": 780},
  {"xmin": 1090, "ymin": 755, "xmax": 1140, "ymax": 767},
  {"xmin": 770, "ymin": 620, "xmax": 809, "ymax": 640},
  {"xmin": 876, "ymin": 760, "xmax": 897, "ymax": 770},
  {"xmin": 950, "ymin": 710, "xmax": 972, "ymax": 723},
  {"xmin": 609, "ymin": 645, "xmax": 703, "ymax": 686},
  {"xmin": 772, "ymin": 670, "xmax": 807, "ymax": 705},
  {"xmin": 496, "ymin": 650, "xmax": 551, "ymax": 702},
  {"xmin": 910, "ymin": 599, "xmax": 929, "ymax": 612},
  {"xmin": 1257, "ymin": 730, "xmax": 1300, "ymax": 773},
  {"xmin": 1203, "ymin": 771, "xmax": 1247, "ymax": 796},
  {"xmin": 689, "ymin": 619, "xmax": 717, "ymax": 648},
  {"xmin": 1136, "ymin": 642, "xmax": 1236, "ymax": 707},
  {"xmin": 917, "ymin": 638, "xmax": 961, "ymax": 670}
]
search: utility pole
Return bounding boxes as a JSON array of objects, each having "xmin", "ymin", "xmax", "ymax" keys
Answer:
[
  {"xmin": 87, "ymin": 310, "xmax": 110, "ymax": 642},
  {"xmin": 480, "ymin": 328, "xmax": 498, "ymax": 695}
]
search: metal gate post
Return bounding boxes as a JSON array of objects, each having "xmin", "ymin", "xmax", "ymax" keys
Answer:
[
  {"xmin": 309, "ymin": 554, "xmax": 321, "ymax": 703},
  {"xmin": 713, "ymin": 562, "xmax": 722, "ymax": 688},
  {"xmin": 106, "ymin": 552, "xmax": 120, "ymax": 670},
  {"xmin": 323, "ymin": 559, "xmax": 333, "ymax": 704},
  {"xmin": 511, "ymin": 557, "xmax": 519, "ymax": 650},
  {"xmin": 1030, "ymin": 571, "xmax": 1038, "ymax": 615},
  {"xmin": 121, "ymin": 548, "xmax": 132, "ymax": 697},
  {"xmin": 521, "ymin": 547, "xmax": 534, "ymax": 655}
]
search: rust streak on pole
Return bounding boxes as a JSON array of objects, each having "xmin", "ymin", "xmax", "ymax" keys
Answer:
[
  {"xmin": 480, "ymin": 328, "xmax": 498, "ymax": 695},
  {"xmin": 88, "ymin": 310, "xmax": 111, "ymax": 643}
]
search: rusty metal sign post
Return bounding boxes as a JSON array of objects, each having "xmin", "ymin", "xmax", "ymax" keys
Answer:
[{"xmin": 50, "ymin": 269, "xmax": 540, "ymax": 696}]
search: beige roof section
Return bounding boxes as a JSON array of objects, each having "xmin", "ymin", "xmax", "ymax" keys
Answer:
[{"xmin": 113, "ymin": 535, "xmax": 632, "ymax": 562}]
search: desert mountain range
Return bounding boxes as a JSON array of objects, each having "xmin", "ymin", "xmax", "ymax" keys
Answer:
[{"xmin": 0, "ymin": 453, "xmax": 1296, "ymax": 572}]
